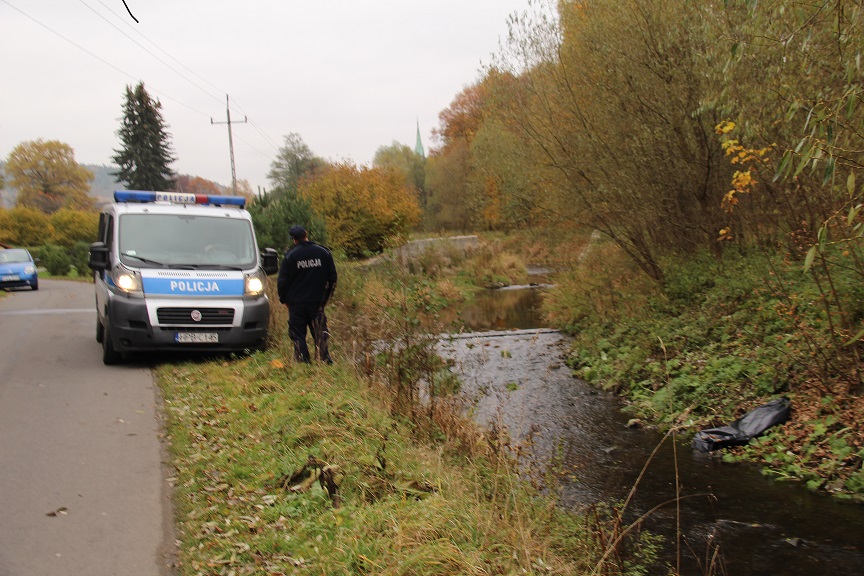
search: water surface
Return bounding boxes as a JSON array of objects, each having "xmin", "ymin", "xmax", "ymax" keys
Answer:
[{"xmin": 441, "ymin": 286, "xmax": 864, "ymax": 575}]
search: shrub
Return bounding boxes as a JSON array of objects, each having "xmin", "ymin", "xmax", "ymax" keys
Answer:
[
  {"xmin": 39, "ymin": 244, "xmax": 71, "ymax": 276},
  {"xmin": 471, "ymin": 242, "xmax": 527, "ymax": 287},
  {"xmin": 1, "ymin": 207, "xmax": 54, "ymax": 246},
  {"xmin": 69, "ymin": 241, "xmax": 91, "ymax": 277},
  {"xmin": 49, "ymin": 209, "xmax": 98, "ymax": 248},
  {"xmin": 543, "ymin": 241, "xmax": 658, "ymax": 330}
]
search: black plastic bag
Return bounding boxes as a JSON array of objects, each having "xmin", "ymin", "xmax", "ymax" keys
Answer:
[{"xmin": 692, "ymin": 397, "xmax": 791, "ymax": 453}]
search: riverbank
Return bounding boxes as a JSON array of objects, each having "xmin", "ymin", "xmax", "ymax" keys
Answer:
[{"xmin": 542, "ymin": 239, "xmax": 864, "ymax": 500}]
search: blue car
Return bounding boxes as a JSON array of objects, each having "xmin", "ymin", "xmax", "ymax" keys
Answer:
[{"xmin": 0, "ymin": 248, "xmax": 39, "ymax": 291}]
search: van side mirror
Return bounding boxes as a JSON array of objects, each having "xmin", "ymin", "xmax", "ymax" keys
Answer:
[
  {"xmin": 261, "ymin": 248, "xmax": 279, "ymax": 275},
  {"xmin": 88, "ymin": 242, "xmax": 110, "ymax": 271}
]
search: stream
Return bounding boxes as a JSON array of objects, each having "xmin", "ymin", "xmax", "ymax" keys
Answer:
[{"xmin": 439, "ymin": 283, "xmax": 864, "ymax": 575}]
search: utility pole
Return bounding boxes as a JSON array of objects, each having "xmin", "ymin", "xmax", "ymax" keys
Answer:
[{"xmin": 211, "ymin": 94, "xmax": 247, "ymax": 194}]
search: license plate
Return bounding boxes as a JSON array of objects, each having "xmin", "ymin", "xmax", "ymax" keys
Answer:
[
  {"xmin": 1, "ymin": 275, "xmax": 20, "ymax": 281},
  {"xmin": 175, "ymin": 332, "xmax": 219, "ymax": 344}
]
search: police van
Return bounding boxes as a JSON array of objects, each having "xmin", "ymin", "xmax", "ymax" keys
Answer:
[{"xmin": 88, "ymin": 190, "xmax": 279, "ymax": 365}]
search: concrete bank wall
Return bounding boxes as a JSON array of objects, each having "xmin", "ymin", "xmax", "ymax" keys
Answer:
[{"xmin": 394, "ymin": 235, "xmax": 479, "ymax": 265}]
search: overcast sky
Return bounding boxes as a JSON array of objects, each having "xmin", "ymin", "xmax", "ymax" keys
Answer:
[{"xmin": 0, "ymin": 0, "xmax": 533, "ymax": 194}]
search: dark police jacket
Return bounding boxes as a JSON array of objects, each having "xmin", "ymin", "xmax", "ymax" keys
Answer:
[{"xmin": 277, "ymin": 241, "xmax": 337, "ymax": 305}]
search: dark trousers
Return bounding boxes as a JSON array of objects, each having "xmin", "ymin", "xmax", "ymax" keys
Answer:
[{"xmin": 288, "ymin": 303, "xmax": 332, "ymax": 363}]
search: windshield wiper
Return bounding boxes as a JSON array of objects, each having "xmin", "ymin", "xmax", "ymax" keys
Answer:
[{"xmin": 124, "ymin": 254, "xmax": 165, "ymax": 266}]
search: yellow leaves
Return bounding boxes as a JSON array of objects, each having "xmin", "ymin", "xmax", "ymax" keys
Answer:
[
  {"xmin": 716, "ymin": 119, "xmax": 774, "ymax": 219},
  {"xmin": 722, "ymin": 139, "xmax": 772, "ymax": 165},
  {"xmin": 722, "ymin": 138, "xmax": 743, "ymax": 156},
  {"xmin": 721, "ymin": 191, "xmax": 739, "ymax": 213},
  {"xmin": 270, "ymin": 358, "xmax": 285, "ymax": 369},
  {"xmin": 722, "ymin": 169, "xmax": 756, "ymax": 214},
  {"xmin": 731, "ymin": 169, "xmax": 754, "ymax": 190},
  {"xmin": 715, "ymin": 120, "xmax": 736, "ymax": 134},
  {"xmin": 717, "ymin": 227, "xmax": 733, "ymax": 241}
]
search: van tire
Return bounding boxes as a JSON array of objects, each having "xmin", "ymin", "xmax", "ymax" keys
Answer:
[
  {"xmin": 96, "ymin": 315, "xmax": 104, "ymax": 344},
  {"xmin": 102, "ymin": 321, "xmax": 122, "ymax": 365}
]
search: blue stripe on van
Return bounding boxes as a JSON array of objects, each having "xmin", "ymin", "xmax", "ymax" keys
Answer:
[{"xmin": 142, "ymin": 277, "xmax": 244, "ymax": 296}]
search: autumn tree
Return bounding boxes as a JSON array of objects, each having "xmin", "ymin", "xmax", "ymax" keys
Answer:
[
  {"xmin": 298, "ymin": 163, "xmax": 420, "ymax": 257},
  {"xmin": 423, "ymin": 74, "xmax": 546, "ymax": 232},
  {"xmin": 424, "ymin": 82, "xmax": 489, "ymax": 231},
  {"xmin": 174, "ymin": 174, "xmax": 223, "ymax": 195},
  {"xmin": 267, "ymin": 133, "xmax": 327, "ymax": 195},
  {"xmin": 469, "ymin": 114, "xmax": 548, "ymax": 229},
  {"xmin": 5, "ymin": 140, "xmax": 95, "ymax": 213},
  {"xmin": 492, "ymin": 0, "xmax": 730, "ymax": 282},
  {"xmin": 705, "ymin": 1, "xmax": 864, "ymax": 253},
  {"xmin": 112, "ymin": 82, "xmax": 176, "ymax": 191},
  {"xmin": 373, "ymin": 141, "xmax": 426, "ymax": 207},
  {"xmin": 425, "ymin": 141, "xmax": 473, "ymax": 231}
]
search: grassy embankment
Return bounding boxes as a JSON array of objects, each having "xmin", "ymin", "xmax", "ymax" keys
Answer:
[
  {"xmin": 542, "ymin": 231, "xmax": 864, "ymax": 500},
  {"xmin": 154, "ymin": 240, "xmax": 661, "ymax": 576}
]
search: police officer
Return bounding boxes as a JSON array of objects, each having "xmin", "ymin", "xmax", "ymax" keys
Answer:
[{"xmin": 276, "ymin": 225, "xmax": 337, "ymax": 364}]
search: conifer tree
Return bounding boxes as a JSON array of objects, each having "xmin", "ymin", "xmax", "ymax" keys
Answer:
[{"xmin": 112, "ymin": 82, "xmax": 176, "ymax": 190}]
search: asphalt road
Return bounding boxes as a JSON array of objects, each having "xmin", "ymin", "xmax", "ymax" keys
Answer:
[{"xmin": 0, "ymin": 280, "xmax": 173, "ymax": 576}]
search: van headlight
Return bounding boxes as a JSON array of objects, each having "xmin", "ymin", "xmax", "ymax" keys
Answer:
[
  {"xmin": 245, "ymin": 269, "xmax": 266, "ymax": 296},
  {"xmin": 112, "ymin": 265, "xmax": 142, "ymax": 295}
]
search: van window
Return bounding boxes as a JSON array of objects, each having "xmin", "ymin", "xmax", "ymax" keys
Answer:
[{"xmin": 118, "ymin": 214, "xmax": 256, "ymax": 269}]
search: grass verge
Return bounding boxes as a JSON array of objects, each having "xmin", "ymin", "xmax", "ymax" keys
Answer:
[
  {"xmin": 153, "ymin": 249, "xmax": 651, "ymax": 576},
  {"xmin": 156, "ymin": 352, "xmax": 605, "ymax": 575}
]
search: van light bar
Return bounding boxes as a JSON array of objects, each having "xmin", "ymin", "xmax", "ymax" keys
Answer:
[{"xmin": 114, "ymin": 190, "xmax": 246, "ymax": 207}]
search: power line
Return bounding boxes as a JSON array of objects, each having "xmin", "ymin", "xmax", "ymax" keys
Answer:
[
  {"xmin": 1, "ymin": 0, "xmax": 212, "ymax": 119},
  {"xmin": 4, "ymin": 0, "xmax": 282, "ymax": 183},
  {"xmin": 91, "ymin": 0, "xmax": 230, "ymax": 102},
  {"xmin": 121, "ymin": 0, "xmax": 137, "ymax": 23},
  {"xmin": 78, "ymin": 0, "xmax": 225, "ymax": 107},
  {"xmin": 84, "ymin": 2, "xmax": 282, "ymax": 163},
  {"xmin": 2, "ymin": 1, "xmax": 131, "ymax": 86},
  {"xmin": 232, "ymin": 133, "xmax": 277, "ymax": 161},
  {"xmin": 228, "ymin": 97, "xmax": 280, "ymax": 152}
]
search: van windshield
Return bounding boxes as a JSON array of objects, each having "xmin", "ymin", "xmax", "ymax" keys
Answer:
[{"xmin": 118, "ymin": 214, "xmax": 257, "ymax": 269}]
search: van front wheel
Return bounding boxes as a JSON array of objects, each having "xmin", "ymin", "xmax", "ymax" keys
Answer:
[{"xmin": 102, "ymin": 321, "xmax": 122, "ymax": 365}]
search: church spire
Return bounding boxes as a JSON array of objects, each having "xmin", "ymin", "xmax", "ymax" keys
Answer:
[{"xmin": 414, "ymin": 118, "xmax": 425, "ymax": 158}]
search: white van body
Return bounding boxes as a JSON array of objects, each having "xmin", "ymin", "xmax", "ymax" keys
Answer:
[{"xmin": 89, "ymin": 191, "xmax": 278, "ymax": 364}]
